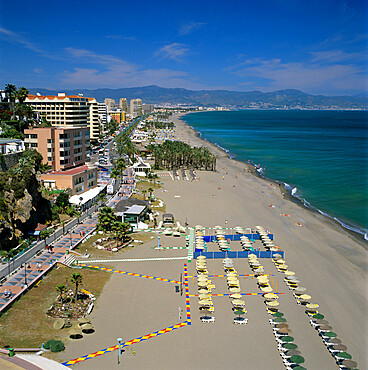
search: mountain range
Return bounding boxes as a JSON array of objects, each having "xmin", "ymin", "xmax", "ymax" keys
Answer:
[{"xmin": 28, "ymin": 85, "xmax": 368, "ymax": 109}]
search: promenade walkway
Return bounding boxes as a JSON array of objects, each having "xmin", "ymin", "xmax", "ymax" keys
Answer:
[{"xmin": 0, "ymin": 213, "xmax": 98, "ymax": 313}]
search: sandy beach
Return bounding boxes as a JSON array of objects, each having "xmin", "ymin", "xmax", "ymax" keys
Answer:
[{"xmin": 60, "ymin": 113, "xmax": 368, "ymax": 369}]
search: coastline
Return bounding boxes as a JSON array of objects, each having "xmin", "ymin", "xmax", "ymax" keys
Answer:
[
  {"xmin": 58, "ymin": 112, "xmax": 368, "ymax": 369},
  {"xmin": 178, "ymin": 111, "xmax": 368, "ymax": 245}
]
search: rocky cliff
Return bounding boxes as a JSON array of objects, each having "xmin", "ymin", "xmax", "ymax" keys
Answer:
[{"xmin": 0, "ymin": 150, "xmax": 52, "ymax": 250}]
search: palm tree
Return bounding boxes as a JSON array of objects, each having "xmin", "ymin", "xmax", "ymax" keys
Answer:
[
  {"xmin": 97, "ymin": 192, "xmax": 107, "ymax": 205},
  {"xmin": 142, "ymin": 189, "xmax": 147, "ymax": 200},
  {"xmin": 15, "ymin": 87, "xmax": 29, "ymax": 103},
  {"xmin": 121, "ymin": 222, "xmax": 131, "ymax": 242},
  {"xmin": 5, "ymin": 84, "xmax": 17, "ymax": 120},
  {"xmin": 4, "ymin": 84, "xmax": 17, "ymax": 103},
  {"xmin": 115, "ymin": 158, "xmax": 126, "ymax": 179},
  {"xmin": 111, "ymin": 220, "xmax": 131, "ymax": 246},
  {"xmin": 70, "ymin": 272, "xmax": 83, "ymax": 301},
  {"xmin": 148, "ymin": 187, "xmax": 154, "ymax": 199},
  {"xmin": 98, "ymin": 206, "xmax": 117, "ymax": 232},
  {"xmin": 56, "ymin": 284, "xmax": 66, "ymax": 303}
]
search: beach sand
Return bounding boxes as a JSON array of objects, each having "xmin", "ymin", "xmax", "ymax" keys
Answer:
[{"xmin": 60, "ymin": 113, "xmax": 367, "ymax": 369}]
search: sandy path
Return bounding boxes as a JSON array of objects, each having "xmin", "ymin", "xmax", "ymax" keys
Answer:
[{"xmin": 60, "ymin": 113, "xmax": 367, "ymax": 370}]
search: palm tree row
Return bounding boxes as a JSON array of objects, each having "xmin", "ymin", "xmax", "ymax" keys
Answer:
[
  {"xmin": 147, "ymin": 140, "xmax": 216, "ymax": 171},
  {"xmin": 116, "ymin": 133, "xmax": 136, "ymax": 161}
]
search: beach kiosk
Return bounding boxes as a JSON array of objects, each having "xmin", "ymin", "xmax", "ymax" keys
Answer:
[
  {"xmin": 163, "ymin": 213, "xmax": 174, "ymax": 224},
  {"xmin": 114, "ymin": 198, "xmax": 150, "ymax": 230}
]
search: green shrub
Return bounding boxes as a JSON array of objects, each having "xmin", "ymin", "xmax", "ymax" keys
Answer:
[
  {"xmin": 50, "ymin": 340, "xmax": 65, "ymax": 352},
  {"xmin": 44, "ymin": 339, "xmax": 56, "ymax": 349}
]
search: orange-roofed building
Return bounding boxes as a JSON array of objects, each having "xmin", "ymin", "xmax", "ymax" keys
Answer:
[
  {"xmin": 25, "ymin": 93, "xmax": 101, "ymax": 139},
  {"xmin": 40, "ymin": 164, "xmax": 98, "ymax": 195}
]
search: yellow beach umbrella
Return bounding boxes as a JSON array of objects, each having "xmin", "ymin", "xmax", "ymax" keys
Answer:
[
  {"xmin": 198, "ymin": 293, "xmax": 210, "ymax": 299},
  {"xmin": 264, "ymin": 293, "xmax": 278, "ymax": 300},
  {"xmin": 256, "ymin": 275, "xmax": 268, "ymax": 281},
  {"xmin": 227, "ymin": 275, "xmax": 238, "ymax": 280},
  {"xmin": 197, "ymin": 256, "xmax": 206, "ymax": 260},
  {"xmin": 284, "ymin": 271, "xmax": 295, "ymax": 276},
  {"xmin": 230, "ymin": 293, "xmax": 242, "ymax": 299},
  {"xmin": 275, "ymin": 259, "xmax": 285, "ymax": 264},
  {"xmin": 278, "ymin": 265, "xmax": 288, "ymax": 270},
  {"xmin": 261, "ymin": 286, "xmax": 273, "ymax": 293},
  {"xmin": 198, "ymin": 282, "xmax": 208, "ymax": 287},
  {"xmin": 197, "ymin": 275, "xmax": 207, "ymax": 281},
  {"xmin": 199, "ymin": 300, "xmax": 213, "ymax": 306},
  {"xmin": 198, "ymin": 289, "xmax": 208, "ymax": 294},
  {"xmin": 306, "ymin": 303, "xmax": 319, "ymax": 309},
  {"xmin": 299, "ymin": 294, "xmax": 311, "ymax": 300},
  {"xmin": 266, "ymin": 300, "xmax": 280, "ymax": 307},
  {"xmin": 229, "ymin": 287, "xmax": 241, "ymax": 293},
  {"xmin": 232, "ymin": 299, "xmax": 245, "ymax": 306}
]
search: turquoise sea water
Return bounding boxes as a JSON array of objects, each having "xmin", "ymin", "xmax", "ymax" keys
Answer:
[{"xmin": 182, "ymin": 110, "xmax": 368, "ymax": 239}]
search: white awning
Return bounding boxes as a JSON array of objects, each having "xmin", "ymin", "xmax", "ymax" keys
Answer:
[{"xmin": 69, "ymin": 186, "xmax": 105, "ymax": 206}]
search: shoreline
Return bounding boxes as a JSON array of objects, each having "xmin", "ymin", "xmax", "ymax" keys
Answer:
[
  {"xmin": 177, "ymin": 111, "xmax": 368, "ymax": 245},
  {"xmin": 58, "ymin": 112, "xmax": 368, "ymax": 369}
]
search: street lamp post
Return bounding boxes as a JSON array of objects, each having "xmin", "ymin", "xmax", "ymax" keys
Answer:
[
  {"xmin": 24, "ymin": 263, "xmax": 27, "ymax": 286},
  {"xmin": 78, "ymin": 197, "xmax": 83, "ymax": 224}
]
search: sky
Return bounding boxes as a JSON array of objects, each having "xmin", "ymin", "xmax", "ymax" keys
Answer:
[{"xmin": 0, "ymin": 0, "xmax": 367, "ymax": 95}]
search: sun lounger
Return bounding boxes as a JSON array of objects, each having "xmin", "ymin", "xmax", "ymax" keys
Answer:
[{"xmin": 201, "ymin": 316, "xmax": 215, "ymax": 323}]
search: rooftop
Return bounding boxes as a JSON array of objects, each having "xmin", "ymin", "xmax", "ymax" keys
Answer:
[
  {"xmin": 114, "ymin": 198, "xmax": 149, "ymax": 213},
  {"xmin": 0, "ymin": 138, "xmax": 23, "ymax": 144},
  {"xmin": 26, "ymin": 94, "xmax": 91, "ymax": 101},
  {"xmin": 44, "ymin": 165, "xmax": 93, "ymax": 176},
  {"xmin": 124, "ymin": 205, "xmax": 146, "ymax": 215}
]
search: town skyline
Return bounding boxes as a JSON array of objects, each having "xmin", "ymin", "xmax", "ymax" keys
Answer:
[{"xmin": 0, "ymin": 0, "xmax": 367, "ymax": 96}]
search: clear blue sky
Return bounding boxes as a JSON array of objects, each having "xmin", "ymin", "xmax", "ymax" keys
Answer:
[{"xmin": 0, "ymin": 0, "xmax": 367, "ymax": 95}]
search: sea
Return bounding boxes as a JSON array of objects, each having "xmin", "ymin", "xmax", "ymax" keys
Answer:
[{"xmin": 182, "ymin": 110, "xmax": 368, "ymax": 240}]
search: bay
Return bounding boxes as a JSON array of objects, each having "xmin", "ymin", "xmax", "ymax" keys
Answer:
[{"xmin": 182, "ymin": 110, "xmax": 368, "ymax": 238}]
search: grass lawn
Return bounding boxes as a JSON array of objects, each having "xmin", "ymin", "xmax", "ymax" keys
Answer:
[
  {"xmin": 0, "ymin": 265, "xmax": 111, "ymax": 351},
  {"xmin": 74, "ymin": 231, "xmax": 153, "ymax": 259}
]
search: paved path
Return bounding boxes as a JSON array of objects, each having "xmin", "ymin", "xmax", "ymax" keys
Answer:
[{"xmin": 0, "ymin": 214, "xmax": 98, "ymax": 313}]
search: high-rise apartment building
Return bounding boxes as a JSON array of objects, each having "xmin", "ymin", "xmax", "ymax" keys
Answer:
[
  {"xmin": 130, "ymin": 98, "xmax": 142, "ymax": 117},
  {"xmin": 25, "ymin": 93, "xmax": 89, "ymax": 127},
  {"xmin": 87, "ymin": 97, "xmax": 99, "ymax": 139},
  {"xmin": 119, "ymin": 98, "xmax": 128, "ymax": 112},
  {"xmin": 142, "ymin": 103, "xmax": 154, "ymax": 115},
  {"xmin": 104, "ymin": 98, "xmax": 116, "ymax": 111},
  {"xmin": 24, "ymin": 126, "xmax": 90, "ymax": 171},
  {"xmin": 25, "ymin": 93, "xmax": 101, "ymax": 140}
]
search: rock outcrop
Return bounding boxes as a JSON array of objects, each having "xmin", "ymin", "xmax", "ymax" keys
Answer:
[{"xmin": 0, "ymin": 152, "xmax": 52, "ymax": 250}]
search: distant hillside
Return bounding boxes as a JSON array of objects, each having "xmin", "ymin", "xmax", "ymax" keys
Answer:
[{"xmin": 28, "ymin": 85, "xmax": 368, "ymax": 109}]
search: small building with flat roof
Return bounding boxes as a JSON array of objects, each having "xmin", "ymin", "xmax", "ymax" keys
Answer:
[
  {"xmin": 114, "ymin": 198, "xmax": 149, "ymax": 229},
  {"xmin": 162, "ymin": 213, "xmax": 174, "ymax": 224},
  {"xmin": 0, "ymin": 138, "xmax": 25, "ymax": 154}
]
